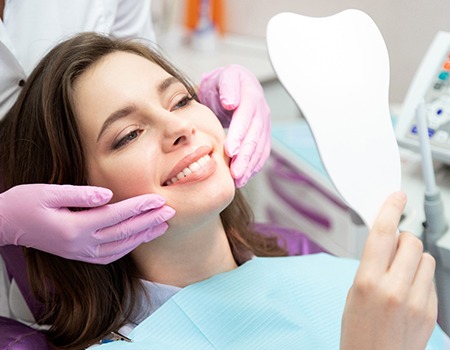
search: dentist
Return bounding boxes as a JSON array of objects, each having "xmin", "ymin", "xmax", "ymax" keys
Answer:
[{"xmin": 0, "ymin": 0, "xmax": 271, "ymax": 264}]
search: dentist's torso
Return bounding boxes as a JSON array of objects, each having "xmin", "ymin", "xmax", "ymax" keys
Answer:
[{"xmin": 0, "ymin": 0, "xmax": 155, "ymax": 120}]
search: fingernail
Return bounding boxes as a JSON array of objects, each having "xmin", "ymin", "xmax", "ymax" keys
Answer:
[
  {"xmin": 141, "ymin": 199, "xmax": 165, "ymax": 211},
  {"xmin": 152, "ymin": 196, "xmax": 166, "ymax": 206},
  {"xmin": 394, "ymin": 191, "xmax": 406, "ymax": 201},
  {"xmin": 225, "ymin": 142, "xmax": 239, "ymax": 157},
  {"xmin": 221, "ymin": 96, "xmax": 237, "ymax": 110},
  {"xmin": 231, "ymin": 161, "xmax": 245, "ymax": 179},
  {"xmin": 149, "ymin": 206, "xmax": 176, "ymax": 222},
  {"xmin": 92, "ymin": 189, "xmax": 112, "ymax": 204},
  {"xmin": 234, "ymin": 178, "xmax": 244, "ymax": 189},
  {"xmin": 162, "ymin": 207, "xmax": 176, "ymax": 219},
  {"xmin": 223, "ymin": 102, "xmax": 236, "ymax": 110}
]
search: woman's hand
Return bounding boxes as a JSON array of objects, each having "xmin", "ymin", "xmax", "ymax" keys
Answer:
[
  {"xmin": 198, "ymin": 64, "xmax": 271, "ymax": 188},
  {"xmin": 0, "ymin": 184, "xmax": 175, "ymax": 264},
  {"xmin": 341, "ymin": 192, "xmax": 437, "ymax": 350}
]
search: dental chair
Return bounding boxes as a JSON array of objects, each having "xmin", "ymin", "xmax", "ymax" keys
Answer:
[
  {"xmin": 0, "ymin": 245, "xmax": 50, "ymax": 349},
  {"xmin": 0, "ymin": 224, "xmax": 325, "ymax": 349}
]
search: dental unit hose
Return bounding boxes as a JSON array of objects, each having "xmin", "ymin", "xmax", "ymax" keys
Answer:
[{"xmin": 416, "ymin": 101, "xmax": 448, "ymax": 252}]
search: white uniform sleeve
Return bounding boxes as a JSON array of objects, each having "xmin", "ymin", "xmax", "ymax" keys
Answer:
[
  {"xmin": 0, "ymin": 255, "xmax": 12, "ymax": 318},
  {"xmin": 110, "ymin": 0, "xmax": 156, "ymax": 44}
]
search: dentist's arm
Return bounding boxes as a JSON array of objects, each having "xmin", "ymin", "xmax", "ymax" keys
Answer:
[
  {"xmin": 341, "ymin": 192, "xmax": 437, "ymax": 350},
  {"xmin": 198, "ymin": 64, "xmax": 271, "ymax": 188},
  {"xmin": 0, "ymin": 184, "xmax": 175, "ymax": 264}
]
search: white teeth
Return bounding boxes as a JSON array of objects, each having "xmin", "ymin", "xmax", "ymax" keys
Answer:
[
  {"xmin": 166, "ymin": 155, "xmax": 211, "ymax": 185},
  {"xmin": 183, "ymin": 168, "xmax": 193, "ymax": 176},
  {"xmin": 197, "ymin": 157, "xmax": 208, "ymax": 166},
  {"xmin": 189, "ymin": 162, "xmax": 200, "ymax": 172}
]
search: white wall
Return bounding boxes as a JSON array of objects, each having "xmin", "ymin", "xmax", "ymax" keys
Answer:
[
  {"xmin": 153, "ymin": 0, "xmax": 450, "ymax": 104},
  {"xmin": 225, "ymin": 0, "xmax": 450, "ymax": 104}
]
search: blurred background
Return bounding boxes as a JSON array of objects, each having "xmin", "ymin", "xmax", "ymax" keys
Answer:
[
  {"xmin": 151, "ymin": 0, "xmax": 450, "ymax": 107},
  {"xmin": 150, "ymin": 1, "xmax": 450, "ymax": 268}
]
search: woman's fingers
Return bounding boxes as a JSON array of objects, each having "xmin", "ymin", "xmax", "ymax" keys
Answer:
[
  {"xmin": 388, "ymin": 232, "xmax": 424, "ymax": 286},
  {"xmin": 357, "ymin": 192, "xmax": 407, "ymax": 276},
  {"xmin": 409, "ymin": 252, "xmax": 437, "ymax": 310},
  {"xmin": 342, "ymin": 192, "xmax": 438, "ymax": 350}
]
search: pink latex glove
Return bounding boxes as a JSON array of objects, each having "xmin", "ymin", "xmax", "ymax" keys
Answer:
[
  {"xmin": 198, "ymin": 64, "xmax": 271, "ymax": 188},
  {"xmin": 0, "ymin": 184, "xmax": 175, "ymax": 264}
]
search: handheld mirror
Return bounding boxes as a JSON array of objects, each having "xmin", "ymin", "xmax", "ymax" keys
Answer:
[{"xmin": 266, "ymin": 9, "xmax": 401, "ymax": 230}]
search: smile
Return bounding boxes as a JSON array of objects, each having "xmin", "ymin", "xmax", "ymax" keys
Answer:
[{"xmin": 164, "ymin": 154, "xmax": 212, "ymax": 186}]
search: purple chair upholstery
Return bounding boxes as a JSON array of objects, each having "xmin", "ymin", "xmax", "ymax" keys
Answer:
[
  {"xmin": 0, "ymin": 317, "xmax": 50, "ymax": 350},
  {"xmin": 0, "ymin": 246, "xmax": 49, "ymax": 349},
  {"xmin": 0, "ymin": 246, "xmax": 44, "ymax": 318},
  {"xmin": 0, "ymin": 223, "xmax": 325, "ymax": 349}
]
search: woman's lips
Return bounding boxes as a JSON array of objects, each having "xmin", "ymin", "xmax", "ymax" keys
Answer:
[
  {"xmin": 165, "ymin": 154, "xmax": 212, "ymax": 185},
  {"xmin": 163, "ymin": 146, "xmax": 214, "ymax": 186}
]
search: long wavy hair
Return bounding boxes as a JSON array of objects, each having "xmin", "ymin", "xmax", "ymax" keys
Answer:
[{"xmin": 0, "ymin": 33, "xmax": 286, "ymax": 349}]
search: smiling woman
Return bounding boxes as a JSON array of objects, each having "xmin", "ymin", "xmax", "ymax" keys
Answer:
[
  {"xmin": 0, "ymin": 32, "xmax": 285, "ymax": 349},
  {"xmin": 0, "ymin": 32, "xmax": 446, "ymax": 350},
  {"xmin": 73, "ymin": 49, "xmax": 233, "ymax": 212}
]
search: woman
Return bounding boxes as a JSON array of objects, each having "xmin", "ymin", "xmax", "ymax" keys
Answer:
[
  {"xmin": 0, "ymin": 33, "xmax": 445, "ymax": 349},
  {"xmin": 0, "ymin": 0, "xmax": 271, "ymax": 264}
]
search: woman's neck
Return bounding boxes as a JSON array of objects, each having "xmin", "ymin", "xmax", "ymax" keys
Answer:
[{"xmin": 131, "ymin": 216, "xmax": 238, "ymax": 287}]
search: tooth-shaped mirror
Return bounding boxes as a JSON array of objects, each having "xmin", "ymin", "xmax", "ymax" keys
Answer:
[{"xmin": 266, "ymin": 9, "xmax": 401, "ymax": 229}]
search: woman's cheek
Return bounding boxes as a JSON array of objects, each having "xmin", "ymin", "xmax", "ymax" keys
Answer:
[{"xmin": 89, "ymin": 159, "xmax": 157, "ymax": 203}]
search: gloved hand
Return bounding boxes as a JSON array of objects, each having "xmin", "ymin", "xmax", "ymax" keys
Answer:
[
  {"xmin": 0, "ymin": 184, "xmax": 175, "ymax": 264},
  {"xmin": 198, "ymin": 64, "xmax": 271, "ymax": 188}
]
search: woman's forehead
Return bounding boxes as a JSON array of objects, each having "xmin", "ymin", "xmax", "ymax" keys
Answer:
[
  {"xmin": 72, "ymin": 52, "xmax": 173, "ymax": 107},
  {"xmin": 80, "ymin": 51, "xmax": 169, "ymax": 84},
  {"xmin": 71, "ymin": 52, "xmax": 179, "ymax": 137}
]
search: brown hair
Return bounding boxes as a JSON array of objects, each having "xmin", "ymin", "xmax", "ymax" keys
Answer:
[{"xmin": 0, "ymin": 32, "xmax": 286, "ymax": 349}]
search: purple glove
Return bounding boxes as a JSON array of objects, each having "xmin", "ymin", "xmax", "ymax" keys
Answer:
[
  {"xmin": 0, "ymin": 184, "xmax": 175, "ymax": 264},
  {"xmin": 198, "ymin": 64, "xmax": 271, "ymax": 188}
]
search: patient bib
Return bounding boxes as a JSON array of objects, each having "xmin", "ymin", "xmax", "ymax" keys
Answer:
[{"xmin": 98, "ymin": 254, "xmax": 448, "ymax": 349}]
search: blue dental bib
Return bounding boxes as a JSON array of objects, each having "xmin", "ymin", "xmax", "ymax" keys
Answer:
[{"xmin": 99, "ymin": 254, "xmax": 448, "ymax": 349}]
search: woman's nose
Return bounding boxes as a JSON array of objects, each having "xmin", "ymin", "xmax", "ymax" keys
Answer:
[{"xmin": 161, "ymin": 116, "xmax": 196, "ymax": 152}]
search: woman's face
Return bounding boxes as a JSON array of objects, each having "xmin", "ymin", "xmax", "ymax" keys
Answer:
[{"xmin": 72, "ymin": 51, "xmax": 235, "ymax": 228}]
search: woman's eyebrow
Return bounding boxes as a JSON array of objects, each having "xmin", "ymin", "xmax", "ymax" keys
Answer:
[
  {"xmin": 97, "ymin": 105, "xmax": 136, "ymax": 143},
  {"xmin": 158, "ymin": 76, "xmax": 181, "ymax": 95},
  {"xmin": 96, "ymin": 77, "xmax": 181, "ymax": 143}
]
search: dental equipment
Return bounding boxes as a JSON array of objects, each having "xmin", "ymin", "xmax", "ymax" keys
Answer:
[
  {"xmin": 266, "ymin": 10, "xmax": 401, "ymax": 234},
  {"xmin": 416, "ymin": 100, "xmax": 450, "ymax": 334},
  {"xmin": 395, "ymin": 31, "xmax": 450, "ymax": 165},
  {"xmin": 416, "ymin": 101, "xmax": 448, "ymax": 243}
]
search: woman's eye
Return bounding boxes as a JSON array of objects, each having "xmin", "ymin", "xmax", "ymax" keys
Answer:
[
  {"xmin": 113, "ymin": 129, "xmax": 142, "ymax": 149},
  {"xmin": 172, "ymin": 95, "xmax": 195, "ymax": 111}
]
